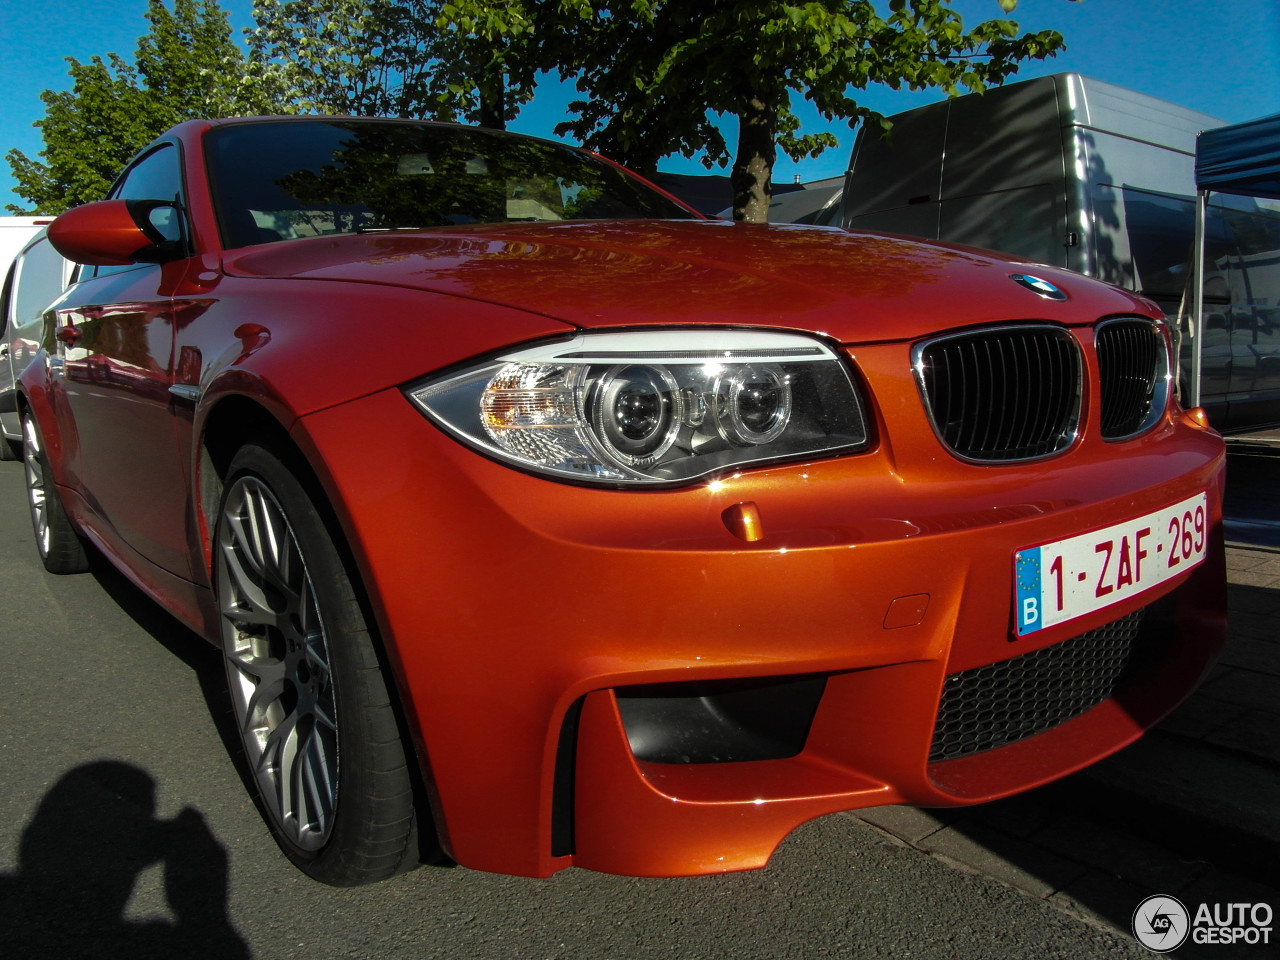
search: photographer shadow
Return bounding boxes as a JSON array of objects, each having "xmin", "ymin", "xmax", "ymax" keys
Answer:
[{"xmin": 0, "ymin": 760, "xmax": 250, "ymax": 960}]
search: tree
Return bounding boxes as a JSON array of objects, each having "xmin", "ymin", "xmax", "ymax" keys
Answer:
[
  {"xmin": 434, "ymin": 0, "xmax": 576, "ymax": 129},
  {"xmin": 6, "ymin": 0, "xmax": 262, "ymax": 214},
  {"xmin": 246, "ymin": 0, "xmax": 588, "ymax": 129},
  {"xmin": 7, "ymin": 56, "xmax": 157, "ymax": 215},
  {"xmin": 244, "ymin": 0, "xmax": 439, "ymax": 118},
  {"xmin": 555, "ymin": 0, "xmax": 1070, "ymax": 222}
]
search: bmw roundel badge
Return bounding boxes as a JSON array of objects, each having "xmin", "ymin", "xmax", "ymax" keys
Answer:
[{"xmin": 1010, "ymin": 274, "xmax": 1068, "ymax": 301}]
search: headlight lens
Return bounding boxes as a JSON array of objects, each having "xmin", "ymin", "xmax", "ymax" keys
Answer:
[{"xmin": 406, "ymin": 330, "xmax": 869, "ymax": 484}]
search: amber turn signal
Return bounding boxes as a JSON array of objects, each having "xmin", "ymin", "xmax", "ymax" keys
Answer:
[
  {"xmin": 722, "ymin": 501, "xmax": 765, "ymax": 542},
  {"xmin": 1183, "ymin": 407, "xmax": 1213, "ymax": 430}
]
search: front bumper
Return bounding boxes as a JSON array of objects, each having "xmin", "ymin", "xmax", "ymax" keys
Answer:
[{"xmin": 293, "ymin": 379, "xmax": 1226, "ymax": 878}]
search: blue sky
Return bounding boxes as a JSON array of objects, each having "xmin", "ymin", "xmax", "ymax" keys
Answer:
[{"xmin": 2, "ymin": 0, "xmax": 1278, "ymax": 211}]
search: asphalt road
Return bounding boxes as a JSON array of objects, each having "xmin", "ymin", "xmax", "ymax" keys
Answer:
[{"xmin": 0, "ymin": 456, "xmax": 1176, "ymax": 960}]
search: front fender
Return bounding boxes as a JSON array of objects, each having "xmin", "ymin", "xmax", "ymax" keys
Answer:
[
  {"xmin": 175, "ymin": 277, "xmax": 579, "ymax": 423},
  {"xmin": 16, "ymin": 352, "xmax": 76, "ymax": 488}
]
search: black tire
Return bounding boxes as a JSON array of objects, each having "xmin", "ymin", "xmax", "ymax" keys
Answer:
[
  {"xmin": 22, "ymin": 411, "xmax": 90, "ymax": 574},
  {"xmin": 214, "ymin": 443, "xmax": 419, "ymax": 885}
]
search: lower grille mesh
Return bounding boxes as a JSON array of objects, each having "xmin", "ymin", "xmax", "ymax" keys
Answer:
[{"xmin": 929, "ymin": 608, "xmax": 1148, "ymax": 762}]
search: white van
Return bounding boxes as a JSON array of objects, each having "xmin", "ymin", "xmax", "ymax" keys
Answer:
[
  {"xmin": 839, "ymin": 74, "xmax": 1280, "ymax": 432},
  {"xmin": 1, "ymin": 217, "xmax": 54, "ymax": 269},
  {"xmin": 0, "ymin": 228, "xmax": 73, "ymax": 459}
]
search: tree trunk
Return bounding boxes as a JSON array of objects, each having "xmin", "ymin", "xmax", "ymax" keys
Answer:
[
  {"xmin": 478, "ymin": 64, "xmax": 505, "ymax": 130},
  {"xmin": 731, "ymin": 96, "xmax": 777, "ymax": 223}
]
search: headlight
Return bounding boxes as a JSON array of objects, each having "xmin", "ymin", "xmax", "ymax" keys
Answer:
[{"xmin": 405, "ymin": 329, "xmax": 869, "ymax": 485}]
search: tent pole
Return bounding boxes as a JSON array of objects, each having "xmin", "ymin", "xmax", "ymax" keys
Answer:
[{"xmin": 1189, "ymin": 190, "xmax": 1208, "ymax": 409}]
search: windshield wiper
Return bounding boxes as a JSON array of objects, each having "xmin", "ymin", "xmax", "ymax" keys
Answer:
[{"xmin": 354, "ymin": 225, "xmax": 434, "ymax": 233}]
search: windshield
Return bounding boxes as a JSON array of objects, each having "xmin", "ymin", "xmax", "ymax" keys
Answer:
[{"xmin": 205, "ymin": 119, "xmax": 696, "ymax": 249}]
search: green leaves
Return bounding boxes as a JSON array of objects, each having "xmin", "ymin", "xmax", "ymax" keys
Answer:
[
  {"xmin": 556, "ymin": 0, "xmax": 1066, "ymax": 222},
  {"xmin": 7, "ymin": 0, "xmax": 254, "ymax": 213},
  {"xmin": 10, "ymin": 0, "xmax": 1072, "ymax": 222},
  {"xmin": 247, "ymin": 0, "xmax": 593, "ymax": 129}
]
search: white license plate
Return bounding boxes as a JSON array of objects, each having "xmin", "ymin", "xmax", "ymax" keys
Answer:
[{"xmin": 1014, "ymin": 492, "xmax": 1208, "ymax": 636}]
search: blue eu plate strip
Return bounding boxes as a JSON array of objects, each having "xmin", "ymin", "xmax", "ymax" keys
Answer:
[{"xmin": 1015, "ymin": 548, "xmax": 1043, "ymax": 636}]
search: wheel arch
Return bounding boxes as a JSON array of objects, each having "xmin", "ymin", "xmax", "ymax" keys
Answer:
[
  {"xmin": 14, "ymin": 379, "xmax": 68, "ymax": 484},
  {"xmin": 197, "ymin": 394, "xmax": 292, "ymax": 561},
  {"xmin": 198, "ymin": 394, "xmax": 381, "ymax": 623},
  {"xmin": 197, "ymin": 392, "xmax": 445, "ymax": 864}
]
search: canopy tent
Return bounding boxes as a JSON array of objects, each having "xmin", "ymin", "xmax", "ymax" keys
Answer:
[
  {"xmin": 1186, "ymin": 114, "xmax": 1280, "ymax": 408},
  {"xmin": 1195, "ymin": 114, "xmax": 1280, "ymax": 200}
]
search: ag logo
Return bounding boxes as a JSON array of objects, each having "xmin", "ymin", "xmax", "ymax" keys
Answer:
[{"xmin": 1132, "ymin": 895, "xmax": 1190, "ymax": 952}]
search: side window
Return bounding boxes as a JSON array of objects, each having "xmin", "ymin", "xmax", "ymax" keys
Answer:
[
  {"xmin": 1208, "ymin": 199, "xmax": 1280, "ymax": 336},
  {"xmin": 1124, "ymin": 188, "xmax": 1280, "ymax": 322},
  {"xmin": 114, "ymin": 144, "xmax": 183, "ymax": 205},
  {"xmin": 13, "ymin": 238, "xmax": 70, "ymax": 334},
  {"xmin": 1119, "ymin": 189, "xmax": 1195, "ymax": 300},
  {"xmin": 0, "ymin": 261, "xmax": 15, "ymax": 338},
  {"xmin": 85, "ymin": 144, "xmax": 185, "ymax": 279}
]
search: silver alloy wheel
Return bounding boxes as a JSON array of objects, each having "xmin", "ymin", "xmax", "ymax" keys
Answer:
[
  {"xmin": 217, "ymin": 475, "xmax": 338, "ymax": 852},
  {"xmin": 23, "ymin": 414, "xmax": 51, "ymax": 557}
]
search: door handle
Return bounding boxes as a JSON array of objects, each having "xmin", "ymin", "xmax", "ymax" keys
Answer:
[{"xmin": 55, "ymin": 325, "xmax": 82, "ymax": 347}]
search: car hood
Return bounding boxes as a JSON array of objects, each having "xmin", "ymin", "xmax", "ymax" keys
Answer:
[{"xmin": 222, "ymin": 220, "xmax": 1155, "ymax": 342}]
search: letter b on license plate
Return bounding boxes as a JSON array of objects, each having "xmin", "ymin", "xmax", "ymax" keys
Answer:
[{"xmin": 1014, "ymin": 492, "xmax": 1208, "ymax": 636}]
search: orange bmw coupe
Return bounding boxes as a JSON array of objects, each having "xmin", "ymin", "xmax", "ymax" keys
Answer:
[{"xmin": 17, "ymin": 117, "xmax": 1225, "ymax": 884}]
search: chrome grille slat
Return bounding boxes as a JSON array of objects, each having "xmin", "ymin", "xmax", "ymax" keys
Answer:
[
  {"xmin": 915, "ymin": 326, "xmax": 1082, "ymax": 462},
  {"xmin": 1096, "ymin": 319, "xmax": 1166, "ymax": 440},
  {"xmin": 1031, "ymin": 332, "xmax": 1057, "ymax": 451}
]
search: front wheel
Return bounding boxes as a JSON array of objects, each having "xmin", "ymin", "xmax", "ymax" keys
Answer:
[
  {"xmin": 215, "ymin": 443, "xmax": 419, "ymax": 885},
  {"xmin": 22, "ymin": 411, "xmax": 89, "ymax": 574}
]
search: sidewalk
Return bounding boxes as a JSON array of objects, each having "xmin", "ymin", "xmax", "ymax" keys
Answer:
[{"xmin": 849, "ymin": 442, "xmax": 1280, "ymax": 949}]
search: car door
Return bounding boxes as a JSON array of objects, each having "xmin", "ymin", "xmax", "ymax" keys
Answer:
[{"xmin": 51, "ymin": 143, "xmax": 200, "ymax": 580}]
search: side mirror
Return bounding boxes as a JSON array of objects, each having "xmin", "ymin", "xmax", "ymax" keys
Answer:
[{"xmin": 48, "ymin": 198, "xmax": 185, "ymax": 266}]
